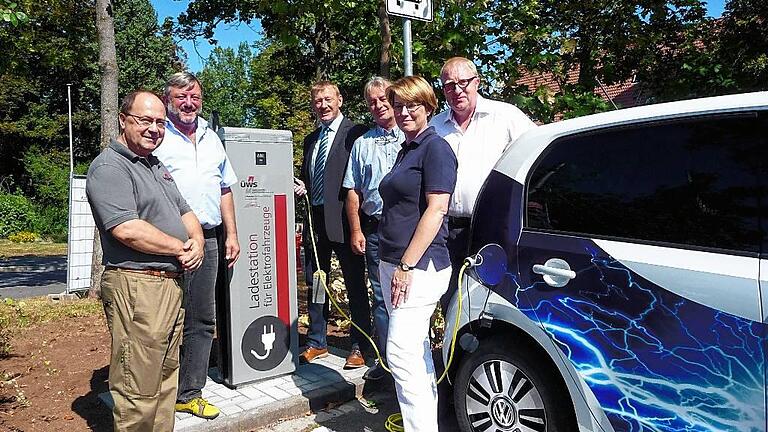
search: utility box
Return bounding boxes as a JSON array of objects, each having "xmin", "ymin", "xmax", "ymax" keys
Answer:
[{"xmin": 218, "ymin": 127, "xmax": 298, "ymax": 387}]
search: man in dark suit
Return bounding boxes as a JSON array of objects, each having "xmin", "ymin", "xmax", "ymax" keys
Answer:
[{"xmin": 294, "ymin": 81, "xmax": 371, "ymax": 368}]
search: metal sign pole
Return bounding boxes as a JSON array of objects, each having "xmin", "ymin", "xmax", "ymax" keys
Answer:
[
  {"xmin": 67, "ymin": 83, "xmax": 74, "ymax": 174},
  {"xmin": 403, "ymin": 18, "xmax": 413, "ymax": 76},
  {"xmin": 387, "ymin": 0, "xmax": 431, "ymax": 76}
]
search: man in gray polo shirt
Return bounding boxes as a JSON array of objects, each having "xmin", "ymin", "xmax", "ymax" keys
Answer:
[{"xmin": 87, "ymin": 90, "xmax": 204, "ymax": 432}]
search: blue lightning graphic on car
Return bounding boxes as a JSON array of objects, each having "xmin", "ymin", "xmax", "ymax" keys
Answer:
[{"xmin": 505, "ymin": 247, "xmax": 765, "ymax": 432}]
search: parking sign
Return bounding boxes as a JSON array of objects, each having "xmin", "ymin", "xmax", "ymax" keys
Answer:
[{"xmin": 387, "ymin": 0, "xmax": 433, "ymax": 22}]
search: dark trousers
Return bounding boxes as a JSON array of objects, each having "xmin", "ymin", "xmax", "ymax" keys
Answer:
[
  {"xmin": 305, "ymin": 206, "xmax": 371, "ymax": 350},
  {"xmin": 177, "ymin": 235, "xmax": 219, "ymax": 402},
  {"xmin": 440, "ymin": 223, "xmax": 470, "ymax": 312}
]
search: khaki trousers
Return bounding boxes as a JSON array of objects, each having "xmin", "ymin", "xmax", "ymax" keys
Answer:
[{"xmin": 101, "ymin": 269, "xmax": 185, "ymax": 432}]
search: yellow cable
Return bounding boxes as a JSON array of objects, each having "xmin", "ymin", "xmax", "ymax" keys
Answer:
[
  {"xmin": 304, "ymin": 194, "xmax": 390, "ymax": 373},
  {"xmin": 304, "ymin": 195, "xmax": 469, "ymax": 430},
  {"xmin": 385, "ymin": 413, "xmax": 404, "ymax": 432},
  {"xmin": 436, "ymin": 262, "xmax": 466, "ymax": 385},
  {"xmin": 384, "ymin": 265, "xmax": 465, "ymax": 430}
]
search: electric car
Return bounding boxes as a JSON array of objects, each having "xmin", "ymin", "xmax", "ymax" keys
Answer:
[{"xmin": 442, "ymin": 92, "xmax": 768, "ymax": 432}]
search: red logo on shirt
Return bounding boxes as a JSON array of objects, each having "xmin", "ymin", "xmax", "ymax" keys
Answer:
[{"xmin": 163, "ymin": 172, "xmax": 174, "ymax": 182}]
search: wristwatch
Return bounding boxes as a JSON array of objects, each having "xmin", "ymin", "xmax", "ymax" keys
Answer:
[{"xmin": 398, "ymin": 261, "xmax": 416, "ymax": 272}]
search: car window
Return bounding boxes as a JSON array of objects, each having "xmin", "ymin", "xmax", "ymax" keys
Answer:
[{"xmin": 526, "ymin": 113, "xmax": 764, "ymax": 254}]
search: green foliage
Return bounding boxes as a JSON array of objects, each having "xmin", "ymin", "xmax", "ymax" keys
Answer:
[
  {"xmin": 199, "ymin": 44, "xmax": 254, "ymax": 127},
  {"xmin": 1, "ymin": 0, "xmax": 27, "ymax": 27},
  {"xmin": 0, "ymin": 0, "xmax": 101, "ymax": 192},
  {"xmin": 199, "ymin": 40, "xmax": 315, "ymax": 172},
  {"xmin": 1, "ymin": 0, "xmax": 182, "ymax": 240},
  {"xmin": 8, "ymin": 231, "xmax": 38, "ymax": 243},
  {"xmin": 716, "ymin": 0, "xmax": 768, "ymax": 92},
  {"xmin": 21, "ymin": 148, "xmax": 69, "ymax": 239},
  {"xmin": 179, "ymin": 0, "xmax": 720, "ymax": 125},
  {"xmin": 0, "ymin": 193, "xmax": 37, "ymax": 238},
  {"xmin": 113, "ymin": 0, "xmax": 183, "ymax": 94}
]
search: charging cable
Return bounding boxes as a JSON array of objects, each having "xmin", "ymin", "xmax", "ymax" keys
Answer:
[
  {"xmin": 304, "ymin": 194, "xmax": 479, "ymax": 432},
  {"xmin": 304, "ymin": 194, "xmax": 390, "ymax": 373}
]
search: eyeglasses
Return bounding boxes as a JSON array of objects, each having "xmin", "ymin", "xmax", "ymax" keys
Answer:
[
  {"xmin": 124, "ymin": 113, "xmax": 167, "ymax": 129},
  {"xmin": 442, "ymin": 76, "xmax": 477, "ymax": 92},
  {"xmin": 393, "ymin": 103, "xmax": 422, "ymax": 114}
]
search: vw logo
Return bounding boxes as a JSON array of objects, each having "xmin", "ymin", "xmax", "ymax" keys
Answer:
[{"xmin": 490, "ymin": 396, "xmax": 517, "ymax": 429}]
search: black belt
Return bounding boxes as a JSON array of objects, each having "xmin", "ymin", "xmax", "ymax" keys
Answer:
[
  {"xmin": 202, "ymin": 227, "xmax": 217, "ymax": 239},
  {"xmin": 447, "ymin": 216, "xmax": 471, "ymax": 228},
  {"xmin": 105, "ymin": 267, "xmax": 183, "ymax": 279},
  {"xmin": 364, "ymin": 214, "xmax": 380, "ymax": 224}
]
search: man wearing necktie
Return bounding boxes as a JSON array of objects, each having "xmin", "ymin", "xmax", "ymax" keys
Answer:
[{"xmin": 294, "ymin": 81, "xmax": 370, "ymax": 368}]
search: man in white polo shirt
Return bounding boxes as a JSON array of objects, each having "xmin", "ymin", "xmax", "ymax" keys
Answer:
[
  {"xmin": 154, "ymin": 72, "xmax": 240, "ymax": 420},
  {"xmin": 430, "ymin": 56, "xmax": 536, "ymax": 310}
]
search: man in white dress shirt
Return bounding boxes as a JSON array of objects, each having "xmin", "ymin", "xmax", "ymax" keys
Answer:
[{"xmin": 430, "ymin": 57, "xmax": 537, "ymax": 310}]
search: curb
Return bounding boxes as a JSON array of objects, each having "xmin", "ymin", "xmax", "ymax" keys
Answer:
[{"xmin": 180, "ymin": 372, "xmax": 365, "ymax": 432}]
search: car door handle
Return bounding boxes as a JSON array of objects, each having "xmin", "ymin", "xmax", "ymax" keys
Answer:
[{"xmin": 532, "ymin": 258, "xmax": 576, "ymax": 287}]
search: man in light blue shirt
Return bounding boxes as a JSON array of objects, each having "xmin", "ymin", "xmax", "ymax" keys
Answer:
[
  {"xmin": 342, "ymin": 77, "xmax": 404, "ymax": 381},
  {"xmin": 154, "ymin": 72, "xmax": 239, "ymax": 420}
]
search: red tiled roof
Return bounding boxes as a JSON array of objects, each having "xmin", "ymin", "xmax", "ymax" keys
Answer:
[{"xmin": 515, "ymin": 65, "xmax": 642, "ymax": 112}]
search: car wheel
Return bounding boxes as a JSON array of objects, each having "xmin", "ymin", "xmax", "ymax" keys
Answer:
[{"xmin": 453, "ymin": 337, "xmax": 574, "ymax": 432}]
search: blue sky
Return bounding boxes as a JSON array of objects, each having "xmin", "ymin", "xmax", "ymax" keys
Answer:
[
  {"xmin": 152, "ymin": 0, "xmax": 727, "ymax": 72},
  {"xmin": 153, "ymin": 0, "xmax": 262, "ymax": 72}
]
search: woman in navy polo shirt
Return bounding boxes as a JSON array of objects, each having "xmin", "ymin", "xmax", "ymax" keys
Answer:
[{"xmin": 378, "ymin": 76, "xmax": 457, "ymax": 431}]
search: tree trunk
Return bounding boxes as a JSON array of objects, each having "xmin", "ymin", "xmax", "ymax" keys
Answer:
[
  {"xmin": 313, "ymin": 18, "xmax": 331, "ymax": 80},
  {"xmin": 91, "ymin": 0, "xmax": 119, "ymax": 298},
  {"xmin": 377, "ymin": 0, "xmax": 392, "ymax": 78}
]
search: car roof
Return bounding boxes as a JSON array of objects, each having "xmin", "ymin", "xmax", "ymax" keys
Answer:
[{"xmin": 496, "ymin": 91, "xmax": 768, "ymax": 184}]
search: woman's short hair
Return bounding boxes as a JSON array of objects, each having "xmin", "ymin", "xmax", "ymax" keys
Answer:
[{"xmin": 386, "ymin": 76, "xmax": 438, "ymax": 115}]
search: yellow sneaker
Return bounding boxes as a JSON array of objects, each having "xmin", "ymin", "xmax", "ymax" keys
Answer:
[{"xmin": 175, "ymin": 397, "xmax": 221, "ymax": 419}]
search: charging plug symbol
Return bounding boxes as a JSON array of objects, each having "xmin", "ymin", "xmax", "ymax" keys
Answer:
[{"xmin": 250, "ymin": 325, "xmax": 276, "ymax": 360}]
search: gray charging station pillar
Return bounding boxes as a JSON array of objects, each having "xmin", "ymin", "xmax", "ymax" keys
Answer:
[{"xmin": 218, "ymin": 127, "xmax": 298, "ymax": 387}]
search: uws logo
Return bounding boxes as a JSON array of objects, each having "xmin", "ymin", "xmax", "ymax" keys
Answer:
[{"xmin": 241, "ymin": 175, "xmax": 258, "ymax": 188}]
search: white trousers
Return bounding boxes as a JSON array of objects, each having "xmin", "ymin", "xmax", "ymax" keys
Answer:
[{"xmin": 380, "ymin": 260, "xmax": 451, "ymax": 432}]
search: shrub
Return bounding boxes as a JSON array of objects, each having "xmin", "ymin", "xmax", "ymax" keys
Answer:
[
  {"xmin": 31, "ymin": 205, "xmax": 68, "ymax": 242},
  {"xmin": 8, "ymin": 231, "xmax": 38, "ymax": 243},
  {"xmin": 0, "ymin": 193, "xmax": 37, "ymax": 238},
  {"xmin": 21, "ymin": 148, "xmax": 88, "ymax": 241}
]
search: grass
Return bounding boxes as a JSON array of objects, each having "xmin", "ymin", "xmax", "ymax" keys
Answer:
[
  {"xmin": 0, "ymin": 239, "xmax": 67, "ymax": 258},
  {"xmin": 0, "ymin": 297, "xmax": 102, "ymax": 357}
]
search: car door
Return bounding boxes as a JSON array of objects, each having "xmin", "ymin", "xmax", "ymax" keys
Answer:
[{"xmin": 516, "ymin": 113, "xmax": 766, "ymax": 432}]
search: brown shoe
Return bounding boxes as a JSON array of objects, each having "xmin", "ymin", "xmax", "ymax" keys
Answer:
[
  {"xmin": 344, "ymin": 347, "xmax": 365, "ymax": 369},
  {"xmin": 300, "ymin": 346, "xmax": 329, "ymax": 363}
]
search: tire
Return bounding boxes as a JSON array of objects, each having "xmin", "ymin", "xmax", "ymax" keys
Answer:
[{"xmin": 453, "ymin": 336, "xmax": 575, "ymax": 432}]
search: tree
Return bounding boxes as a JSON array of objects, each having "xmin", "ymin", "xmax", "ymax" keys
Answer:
[
  {"xmin": 96, "ymin": 0, "xmax": 118, "ymax": 149},
  {"xmin": 114, "ymin": 0, "xmax": 183, "ymax": 94},
  {"xmin": 0, "ymin": 0, "xmax": 102, "ymax": 191},
  {"xmin": 716, "ymin": 0, "xmax": 768, "ymax": 92},
  {"xmin": 198, "ymin": 44, "xmax": 254, "ymax": 127},
  {"xmin": 483, "ymin": 0, "xmax": 707, "ymax": 121},
  {"xmin": 177, "ymin": 0, "xmax": 396, "ymax": 119},
  {"xmin": 93, "ymin": 0, "xmax": 118, "ymax": 297},
  {"xmin": 198, "ymin": 40, "xmax": 316, "ymax": 168}
]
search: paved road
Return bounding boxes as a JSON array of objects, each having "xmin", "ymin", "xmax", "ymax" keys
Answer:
[
  {"xmin": 257, "ymin": 384, "xmax": 459, "ymax": 432},
  {"xmin": 0, "ymin": 256, "xmax": 69, "ymax": 298}
]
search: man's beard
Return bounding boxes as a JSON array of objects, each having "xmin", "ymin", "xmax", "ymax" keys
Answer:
[{"xmin": 167, "ymin": 102, "xmax": 200, "ymax": 125}]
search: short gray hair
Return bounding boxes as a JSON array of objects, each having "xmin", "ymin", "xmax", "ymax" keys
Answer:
[
  {"xmin": 363, "ymin": 76, "xmax": 391, "ymax": 103},
  {"xmin": 164, "ymin": 71, "xmax": 203, "ymax": 97}
]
